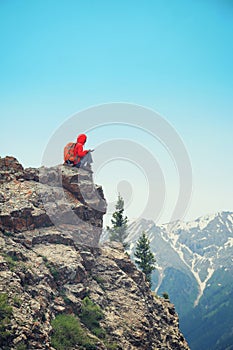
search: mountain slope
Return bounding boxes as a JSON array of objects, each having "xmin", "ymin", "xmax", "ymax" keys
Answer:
[{"xmin": 182, "ymin": 267, "xmax": 233, "ymax": 350}]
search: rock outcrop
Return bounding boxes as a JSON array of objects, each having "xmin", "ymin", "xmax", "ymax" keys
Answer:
[
  {"xmin": 0, "ymin": 156, "xmax": 106, "ymax": 247},
  {"xmin": 0, "ymin": 156, "xmax": 190, "ymax": 350}
]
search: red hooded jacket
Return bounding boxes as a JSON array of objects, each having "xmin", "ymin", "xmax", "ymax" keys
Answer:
[{"xmin": 73, "ymin": 134, "xmax": 89, "ymax": 164}]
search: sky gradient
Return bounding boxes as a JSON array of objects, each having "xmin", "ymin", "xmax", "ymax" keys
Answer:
[{"xmin": 1, "ymin": 0, "xmax": 233, "ymax": 224}]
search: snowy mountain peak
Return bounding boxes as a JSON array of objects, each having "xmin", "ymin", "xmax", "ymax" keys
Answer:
[
  {"xmin": 161, "ymin": 211, "xmax": 233, "ymax": 234},
  {"xmin": 127, "ymin": 210, "xmax": 233, "ymax": 307},
  {"xmin": 194, "ymin": 211, "xmax": 233, "ymax": 230},
  {"xmin": 126, "ymin": 211, "xmax": 233, "ymax": 350}
]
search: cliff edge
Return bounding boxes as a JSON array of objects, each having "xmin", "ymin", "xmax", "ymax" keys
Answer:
[{"xmin": 0, "ymin": 156, "xmax": 190, "ymax": 350}]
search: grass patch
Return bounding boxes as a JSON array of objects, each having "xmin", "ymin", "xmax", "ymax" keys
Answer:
[
  {"xmin": 80, "ymin": 297, "xmax": 106, "ymax": 338},
  {"xmin": 0, "ymin": 293, "xmax": 13, "ymax": 346},
  {"xmin": 104, "ymin": 341, "xmax": 118, "ymax": 350},
  {"xmin": 2, "ymin": 252, "xmax": 18, "ymax": 271},
  {"xmin": 51, "ymin": 314, "xmax": 97, "ymax": 350},
  {"xmin": 92, "ymin": 275, "xmax": 107, "ymax": 291},
  {"xmin": 15, "ymin": 342, "xmax": 27, "ymax": 350},
  {"xmin": 93, "ymin": 275, "xmax": 106, "ymax": 285},
  {"xmin": 42, "ymin": 257, "xmax": 60, "ymax": 282},
  {"xmin": 13, "ymin": 296, "xmax": 22, "ymax": 308},
  {"xmin": 49, "ymin": 265, "xmax": 59, "ymax": 281}
]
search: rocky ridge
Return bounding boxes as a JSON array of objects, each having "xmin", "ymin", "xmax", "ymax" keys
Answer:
[{"xmin": 0, "ymin": 156, "xmax": 189, "ymax": 350}]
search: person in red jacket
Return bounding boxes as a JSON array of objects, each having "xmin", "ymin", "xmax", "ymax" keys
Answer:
[{"xmin": 73, "ymin": 133, "xmax": 93, "ymax": 170}]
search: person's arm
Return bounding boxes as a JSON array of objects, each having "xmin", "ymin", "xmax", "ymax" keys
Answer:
[{"xmin": 77, "ymin": 143, "xmax": 88, "ymax": 157}]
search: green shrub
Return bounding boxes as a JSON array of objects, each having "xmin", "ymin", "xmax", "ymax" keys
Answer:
[
  {"xmin": 91, "ymin": 326, "xmax": 106, "ymax": 339},
  {"xmin": 2, "ymin": 231, "xmax": 14, "ymax": 237},
  {"xmin": 80, "ymin": 297, "xmax": 104, "ymax": 337},
  {"xmin": 13, "ymin": 296, "xmax": 22, "ymax": 307},
  {"xmin": 51, "ymin": 314, "xmax": 96, "ymax": 350},
  {"xmin": 93, "ymin": 275, "xmax": 106, "ymax": 285},
  {"xmin": 43, "ymin": 260, "xmax": 59, "ymax": 281},
  {"xmin": 2, "ymin": 253, "xmax": 17, "ymax": 271},
  {"xmin": 104, "ymin": 342, "xmax": 118, "ymax": 350},
  {"xmin": 92, "ymin": 275, "xmax": 107, "ymax": 291},
  {"xmin": 15, "ymin": 342, "xmax": 27, "ymax": 350},
  {"xmin": 0, "ymin": 293, "xmax": 13, "ymax": 345},
  {"xmin": 162, "ymin": 292, "xmax": 169, "ymax": 300},
  {"xmin": 49, "ymin": 266, "xmax": 59, "ymax": 281},
  {"xmin": 41, "ymin": 255, "xmax": 48, "ymax": 263}
]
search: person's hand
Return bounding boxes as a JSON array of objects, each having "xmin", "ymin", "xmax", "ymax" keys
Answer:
[{"xmin": 89, "ymin": 149, "xmax": 95, "ymax": 152}]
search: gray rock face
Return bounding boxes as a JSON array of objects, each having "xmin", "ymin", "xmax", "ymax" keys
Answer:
[
  {"xmin": 0, "ymin": 156, "xmax": 106, "ymax": 247},
  {"xmin": 90, "ymin": 242, "xmax": 189, "ymax": 350},
  {"xmin": 0, "ymin": 156, "xmax": 190, "ymax": 350}
]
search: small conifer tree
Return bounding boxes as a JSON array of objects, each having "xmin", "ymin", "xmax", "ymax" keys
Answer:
[
  {"xmin": 134, "ymin": 231, "xmax": 156, "ymax": 287},
  {"xmin": 107, "ymin": 194, "xmax": 128, "ymax": 248}
]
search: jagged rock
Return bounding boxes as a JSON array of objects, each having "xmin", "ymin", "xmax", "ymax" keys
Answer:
[
  {"xmin": 0, "ymin": 156, "xmax": 24, "ymax": 183},
  {"xmin": 23, "ymin": 167, "xmax": 40, "ymax": 182},
  {"xmin": 89, "ymin": 242, "xmax": 188, "ymax": 349},
  {"xmin": 0, "ymin": 157, "xmax": 190, "ymax": 350},
  {"xmin": 0, "ymin": 157, "xmax": 106, "ymax": 246}
]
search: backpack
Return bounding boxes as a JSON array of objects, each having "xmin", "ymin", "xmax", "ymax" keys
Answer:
[{"xmin": 64, "ymin": 142, "xmax": 76, "ymax": 162}]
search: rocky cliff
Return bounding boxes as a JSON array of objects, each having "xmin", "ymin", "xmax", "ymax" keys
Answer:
[{"xmin": 0, "ymin": 156, "xmax": 190, "ymax": 350}]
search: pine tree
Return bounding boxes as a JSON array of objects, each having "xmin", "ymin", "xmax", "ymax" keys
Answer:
[
  {"xmin": 134, "ymin": 231, "xmax": 156, "ymax": 287},
  {"xmin": 107, "ymin": 194, "xmax": 128, "ymax": 248}
]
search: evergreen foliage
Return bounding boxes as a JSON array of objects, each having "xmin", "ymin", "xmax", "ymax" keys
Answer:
[
  {"xmin": 162, "ymin": 292, "xmax": 169, "ymax": 300},
  {"xmin": 134, "ymin": 231, "xmax": 156, "ymax": 287},
  {"xmin": 107, "ymin": 194, "xmax": 128, "ymax": 248}
]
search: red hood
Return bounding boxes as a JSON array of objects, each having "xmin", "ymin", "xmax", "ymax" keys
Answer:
[{"xmin": 77, "ymin": 134, "xmax": 87, "ymax": 145}]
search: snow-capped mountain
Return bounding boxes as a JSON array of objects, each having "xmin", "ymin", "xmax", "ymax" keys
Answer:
[{"xmin": 125, "ymin": 211, "xmax": 233, "ymax": 350}]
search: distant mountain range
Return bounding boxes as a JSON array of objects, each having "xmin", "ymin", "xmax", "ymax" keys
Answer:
[{"xmin": 125, "ymin": 211, "xmax": 233, "ymax": 350}]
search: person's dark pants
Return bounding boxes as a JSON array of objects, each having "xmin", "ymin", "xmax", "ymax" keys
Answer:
[
  {"xmin": 74, "ymin": 152, "xmax": 93, "ymax": 168},
  {"xmin": 65, "ymin": 160, "xmax": 74, "ymax": 165}
]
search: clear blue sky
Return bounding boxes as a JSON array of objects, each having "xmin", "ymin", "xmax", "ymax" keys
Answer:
[{"xmin": 1, "ymin": 0, "xmax": 233, "ymax": 224}]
